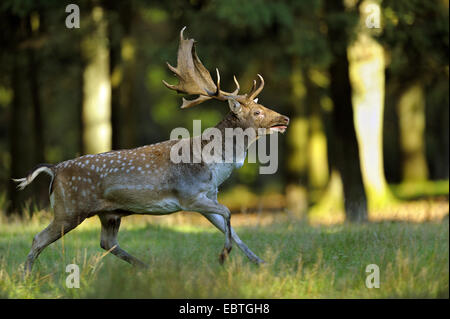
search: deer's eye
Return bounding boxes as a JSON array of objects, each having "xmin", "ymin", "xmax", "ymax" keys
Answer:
[{"xmin": 254, "ymin": 110, "xmax": 261, "ymax": 116}]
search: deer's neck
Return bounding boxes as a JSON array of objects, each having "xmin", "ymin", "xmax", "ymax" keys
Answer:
[
  {"xmin": 214, "ymin": 112, "xmax": 242, "ymax": 131},
  {"xmin": 214, "ymin": 112, "xmax": 254, "ymax": 145},
  {"xmin": 209, "ymin": 112, "xmax": 255, "ymax": 166}
]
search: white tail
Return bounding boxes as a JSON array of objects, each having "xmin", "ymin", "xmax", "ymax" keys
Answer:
[{"xmin": 12, "ymin": 165, "xmax": 54, "ymax": 191}]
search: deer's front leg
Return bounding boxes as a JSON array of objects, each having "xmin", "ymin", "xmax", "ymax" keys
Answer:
[
  {"xmin": 184, "ymin": 194, "xmax": 232, "ymax": 264},
  {"xmin": 202, "ymin": 213, "xmax": 265, "ymax": 264}
]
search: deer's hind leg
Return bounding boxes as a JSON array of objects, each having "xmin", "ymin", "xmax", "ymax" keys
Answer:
[
  {"xmin": 98, "ymin": 213, "xmax": 147, "ymax": 268},
  {"xmin": 24, "ymin": 208, "xmax": 85, "ymax": 275}
]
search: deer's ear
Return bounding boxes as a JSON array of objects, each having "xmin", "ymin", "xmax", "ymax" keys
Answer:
[{"xmin": 227, "ymin": 98, "xmax": 242, "ymax": 114}]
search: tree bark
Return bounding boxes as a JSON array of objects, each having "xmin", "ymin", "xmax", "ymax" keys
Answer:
[
  {"xmin": 107, "ymin": 1, "xmax": 134, "ymax": 150},
  {"xmin": 328, "ymin": 54, "xmax": 368, "ymax": 222},
  {"xmin": 303, "ymin": 68, "xmax": 329, "ymax": 191},
  {"xmin": 397, "ymin": 82, "xmax": 429, "ymax": 182},
  {"xmin": 8, "ymin": 50, "xmax": 28, "ymax": 216},
  {"xmin": 285, "ymin": 59, "xmax": 309, "ymax": 218},
  {"xmin": 326, "ymin": 0, "xmax": 368, "ymax": 222},
  {"xmin": 348, "ymin": 32, "xmax": 392, "ymax": 206},
  {"xmin": 26, "ymin": 15, "xmax": 47, "ymax": 206},
  {"xmin": 81, "ymin": 6, "xmax": 112, "ymax": 155}
]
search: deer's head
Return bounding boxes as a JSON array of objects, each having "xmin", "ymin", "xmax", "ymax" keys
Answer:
[{"xmin": 163, "ymin": 27, "xmax": 289, "ymax": 135}]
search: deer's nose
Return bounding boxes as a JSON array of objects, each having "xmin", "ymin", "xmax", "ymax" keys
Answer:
[{"xmin": 282, "ymin": 116, "xmax": 290, "ymax": 125}]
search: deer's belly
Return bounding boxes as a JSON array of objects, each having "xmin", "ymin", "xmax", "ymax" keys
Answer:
[
  {"xmin": 129, "ymin": 198, "xmax": 181, "ymax": 214},
  {"xmin": 103, "ymin": 185, "xmax": 181, "ymax": 214}
]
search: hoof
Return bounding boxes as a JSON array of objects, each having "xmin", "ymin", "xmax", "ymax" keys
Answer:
[
  {"xmin": 218, "ymin": 245, "xmax": 232, "ymax": 265},
  {"xmin": 250, "ymin": 256, "xmax": 265, "ymax": 265},
  {"xmin": 136, "ymin": 262, "xmax": 149, "ymax": 269},
  {"xmin": 256, "ymin": 259, "xmax": 266, "ymax": 266},
  {"xmin": 132, "ymin": 259, "xmax": 149, "ymax": 269},
  {"xmin": 219, "ymin": 253, "xmax": 226, "ymax": 265},
  {"xmin": 22, "ymin": 263, "xmax": 32, "ymax": 280},
  {"xmin": 219, "ymin": 250, "xmax": 229, "ymax": 265}
]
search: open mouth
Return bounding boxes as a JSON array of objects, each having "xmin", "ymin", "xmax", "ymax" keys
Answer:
[{"xmin": 269, "ymin": 125, "xmax": 288, "ymax": 134}]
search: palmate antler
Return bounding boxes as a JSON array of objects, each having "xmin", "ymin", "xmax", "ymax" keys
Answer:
[{"xmin": 162, "ymin": 27, "xmax": 264, "ymax": 108}]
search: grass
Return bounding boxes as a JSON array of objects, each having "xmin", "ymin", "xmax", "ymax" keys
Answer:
[{"xmin": 0, "ymin": 204, "xmax": 448, "ymax": 299}]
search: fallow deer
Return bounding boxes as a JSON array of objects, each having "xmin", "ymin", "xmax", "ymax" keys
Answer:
[{"xmin": 14, "ymin": 27, "xmax": 289, "ymax": 274}]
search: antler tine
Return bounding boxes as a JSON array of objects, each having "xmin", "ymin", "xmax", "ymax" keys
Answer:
[
  {"xmin": 248, "ymin": 74, "xmax": 265, "ymax": 100},
  {"xmin": 166, "ymin": 62, "xmax": 180, "ymax": 76},
  {"xmin": 215, "ymin": 68, "xmax": 221, "ymax": 96},
  {"xmin": 180, "ymin": 26, "xmax": 187, "ymax": 41},
  {"xmin": 247, "ymin": 80, "xmax": 256, "ymax": 97},
  {"xmin": 162, "ymin": 79, "xmax": 179, "ymax": 91},
  {"xmin": 231, "ymin": 75, "xmax": 240, "ymax": 95},
  {"xmin": 204, "ymin": 68, "xmax": 222, "ymax": 97},
  {"xmin": 181, "ymin": 95, "xmax": 211, "ymax": 109}
]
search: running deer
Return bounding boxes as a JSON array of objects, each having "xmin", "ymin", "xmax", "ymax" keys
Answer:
[{"xmin": 14, "ymin": 27, "xmax": 289, "ymax": 274}]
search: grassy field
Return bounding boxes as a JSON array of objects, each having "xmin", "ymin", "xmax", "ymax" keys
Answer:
[{"xmin": 0, "ymin": 198, "xmax": 448, "ymax": 299}]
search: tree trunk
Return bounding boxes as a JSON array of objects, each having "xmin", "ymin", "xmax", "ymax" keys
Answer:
[
  {"xmin": 303, "ymin": 68, "xmax": 329, "ymax": 192},
  {"xmin": 107, "ymin": 1, "xmax": 135, "ymax": 150},
  {"xmin": 109, "ymin": 26, "xmax": 122, "ymax": 150},
  {"xmin": 285, "ymin": 59, "xmax": 309, "ymax": 218},
  {"xmin": 348, "ymin": 32, "xmax": 392, "ymax": 206},
  {"xmin": 8, "ymin": 51, "xmax": 29, "ymax": 216},
  {"xmin": 439, "ymin": 102, "xmax": 449, "ymax": 179},
  {"xmin": 26, "ymin": 16, "xmax": 47, "ymax": 206},
  {"xmin": 77, "ymin": 48, "xmax": 85, "ymax": 155},
  {"xmin": 397, "ymin": 82, "xmax": 429, "ymax": 182},
  {"xmin": 326, "ymin": 0, "xmax": 368, "ymax": 222},
  {"xmin": 329, "ymin": 53, "xmax": 368, "ymax": 222},
  {"xmin": 108, "ymin": 4, "xmax": 123, "ymax": 150},
  {"xmin": 81, "ymin": 6, "xmax": 111, "ymax": 155}
]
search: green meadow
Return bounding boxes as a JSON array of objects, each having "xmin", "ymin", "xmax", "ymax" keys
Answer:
[{"xmin": 0, "ymin": 203, "xmax": 448, "ymax": 299}]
